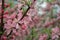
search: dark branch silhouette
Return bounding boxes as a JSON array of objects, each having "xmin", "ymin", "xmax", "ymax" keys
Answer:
[{"xmin": 0, "ymin": 0, "xmax": 4, "ymax": 36}]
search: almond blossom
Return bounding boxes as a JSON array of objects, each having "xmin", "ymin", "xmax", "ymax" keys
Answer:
[{"xmin": 0, "ymin": 0, "xmax": 60, "ymax": 40}]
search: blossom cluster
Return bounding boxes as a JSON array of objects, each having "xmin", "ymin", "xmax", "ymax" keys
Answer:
[{"xmin": 0, "ymin": 0, "xmax": 60, "ymax": 40}]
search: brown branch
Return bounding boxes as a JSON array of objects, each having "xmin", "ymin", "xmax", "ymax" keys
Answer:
[
  {"xmin": 0, "ymin": 0, "xmax": 4, "ymax": 36},
  {"xmin": 1, "ymin": 0, "xmax": 4, "ymax": 26},
  {"xmin": 20, "ymin": 6, "xmax": 30, "ymax": 20},
  {"xmin": 20, "ymin": 0, "xmax": 36, "ymax": 20}
]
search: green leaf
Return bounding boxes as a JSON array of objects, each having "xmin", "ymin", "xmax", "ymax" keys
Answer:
[
  {"xmin": 0, "ymin": 32, "xmax": 3, "ymax": 35},
  {"xmin": 40, "ymin": 28, "xmax": 52, "ymax": 40},
  {"xmin": 46, "ymin": 0, "xmax": 55, "ymax": 2},
  {"xmin": 40, "ymin": 28, "xmax": 51, "ymax": 36},
  {"xmin": 26, "ymin": 0, "xmax": 32, "ymax": 6},
  {"xmin": 8, "ymin": 0, "xmax": 15, "ymax": 8},
  {"xmin": 22, "ymin": 5, "xmax": 28, "ymax": 14},
  {"xmin": 30, "ymin": 27, "xmax": 38, "ymax": 39},
  {"xmin": 26, "ymin": 35, "xmax": 32, "ymax": 40}
]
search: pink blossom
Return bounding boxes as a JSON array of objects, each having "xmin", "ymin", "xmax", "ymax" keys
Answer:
[
  {"xmin": 32, "ymin": 16, "xmax": 40, "ymax": 24},
  {"xmin": 39, "ymin": 34, "xmax": 48, "ymax": 40},
  {"xmin": 51, "ymin": 27, "xmax": 60, "ymax": 39},
  {"xmin": 17, "ymin": 10, "xmax": 23, "ymax": 20},
  {"xmin": 21, "ymin": 24, "xmax": 27, "ymax": 30},
  {"xmin": 5, "ymin": 29, "xmax": 12, "ymax": 35},
  {"xmin": 52, "ymin": 27, "xmax": 60, "ymax": 34},
  {"xmin": 18, "ymin": 3, "xmax": 23, "ymax": 9},
  {"xmin": 4, "ymin": 24, "xmax": 12, "ymax": 29},
  {"xmin": 10, "ymin": 35, "xmax": 16, "ymax": 40},
  {"xmin": 10, "ymin": 12, "xmax": 17, "ymax": 19},
  {"xmin": 51, "ymin": 34, "xmax": 59, "ymax": 40},
  {"xmin": 3, "ymin": 14, "xmax": 8, "ymax": 18},
  {"xmin": 1, "ymin": 36, "xmax": 7, "ymax": 40},
  {"xmin": 28, "ymin": 21, "xmax": 35, "ymax": 28},
  {"xmin": 27, "ymin": 9, "xmax": 37, "ymax": 17},
  {"xmin": 4, "ymin": 11, "xmax": 9, "ymax": 15},
  {"xmin": 22, "ymin": 16, "xmax": 32, "ymax": 25}
]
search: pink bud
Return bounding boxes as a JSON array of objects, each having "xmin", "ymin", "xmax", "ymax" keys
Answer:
[
  {"xmin": 21, "ymin": 25, "xmax": 27, "ymax": 30},
  {"xmin": 4, "ymin": 11, "xmax": 9, "ymax": 14},
  {"xmin": 2, "ymin": 36, "xmax": 7, "ymax": 40}
]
